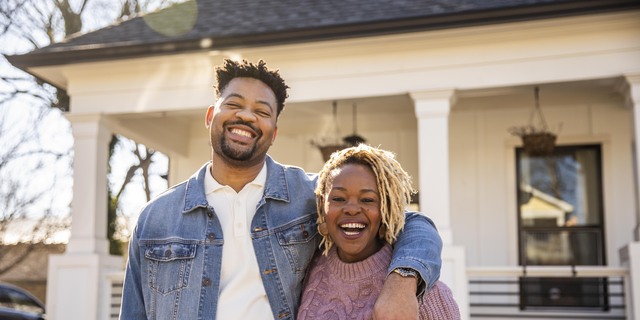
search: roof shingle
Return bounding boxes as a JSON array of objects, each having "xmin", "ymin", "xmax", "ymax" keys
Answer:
[{"xmin": 9, "ymin": 0, "xmax": 640, "ymax": 67}]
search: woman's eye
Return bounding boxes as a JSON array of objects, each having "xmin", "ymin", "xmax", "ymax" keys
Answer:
[
  {"xmin": 330, "ymin": 197, "xmax": 345, "ymax": 202},
  {"xmin": 362, "ymin": 198, "xmax": 375, "ymax": 203}
]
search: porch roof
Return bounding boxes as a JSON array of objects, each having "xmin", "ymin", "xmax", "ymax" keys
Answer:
[{"xmin": 7, "ymin": 0, "xmax": 640, "ymax": 70}]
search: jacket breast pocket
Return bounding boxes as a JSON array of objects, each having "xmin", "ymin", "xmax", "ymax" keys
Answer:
[
  {"xmin": 143, "ymin": 240, "xmax": 198, "ymax": 295},
  {"xmin": 275, "ymin": 215, "xmax": 318, "ymax": 274}
]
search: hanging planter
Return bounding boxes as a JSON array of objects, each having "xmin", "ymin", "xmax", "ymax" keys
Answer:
[
  {"xmin": 508, "ymin": 86, "xmax": 559, "ymax": 157},
  {"xmin": 518, "ymin": 130, "xmax": 557, "ymax": 156}
]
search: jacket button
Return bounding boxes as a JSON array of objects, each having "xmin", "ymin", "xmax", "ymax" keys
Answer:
[
  {"xmin": 207, "ymin": 233, "xmax": 215, "ymax": 240},
  {"xmin": 207, "ymin": 211, "xmax": 213, "ymax": 218},
  {"xmin": 164, "ymin": 249, "xmax": 172, "ymax": 257},
  {"xmin": 202, "ymin": 278, "xmax": 211, "ymax": 286},
  {"xmin": 302, "ymin": 231, "xmax": 309, "ymax": 238}
]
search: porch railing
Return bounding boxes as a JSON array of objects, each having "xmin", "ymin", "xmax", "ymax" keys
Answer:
[
  {"xmin": 107, "ymin": 272, "xmax": 124, "ymax": 320},
  {"xmin": 467, "ymin": 265, "xmax": 629, "ymax": 319},
  {"xmin": 106, "ymin": 265, "xmax": 631, "ymax": 320}
]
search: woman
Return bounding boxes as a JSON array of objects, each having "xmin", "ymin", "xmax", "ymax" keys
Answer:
[{"xmin": 298, "ymin": 144, "xmax": 460, "ymax": 320}]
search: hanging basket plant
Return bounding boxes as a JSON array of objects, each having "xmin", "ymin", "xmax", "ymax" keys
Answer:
[
  {"xmin": 510, "ymin": 126, "xmax": 557, "ymax": 156},
  {"xmin": 508, "ymin": 86, "xmax": 559, "ymax": 157}
]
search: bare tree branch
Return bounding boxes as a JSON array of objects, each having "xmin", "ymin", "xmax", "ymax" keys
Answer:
[{"xmin": 1, "ymin": 0, "xmax": 168, "ymax": 275}]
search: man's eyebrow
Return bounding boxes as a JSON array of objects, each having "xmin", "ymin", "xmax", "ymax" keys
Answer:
[{"xmin": 224, "ymin": 93, "xmax": 245, "ymax": 100}]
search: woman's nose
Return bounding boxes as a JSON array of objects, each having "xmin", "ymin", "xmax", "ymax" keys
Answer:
[{"xmin": 343, "ymin": 201, "xmax": 361, "ymax": 215}]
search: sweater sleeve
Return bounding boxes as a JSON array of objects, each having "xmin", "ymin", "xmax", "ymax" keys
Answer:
[{"xmin": 418, "ymin": 281, "xmax": 461, "ymax": 320}]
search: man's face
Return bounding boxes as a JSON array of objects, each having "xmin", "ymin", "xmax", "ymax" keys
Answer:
[{"xmin": 206, "ymin": 77, "xmax": 278, "ymax": 167}]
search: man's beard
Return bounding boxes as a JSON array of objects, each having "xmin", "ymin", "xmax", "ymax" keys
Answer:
[{"xmin": 219, "ymin": 135, "xmax": 256, "ymax": 161}]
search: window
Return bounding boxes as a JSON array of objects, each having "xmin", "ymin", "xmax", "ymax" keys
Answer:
[{"xmin": 516, "ymin": 145, "xmax": 607, "ymax": 310}]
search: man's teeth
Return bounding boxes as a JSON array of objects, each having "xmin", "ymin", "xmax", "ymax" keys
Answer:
[{"xmin": 231, "ymin": 128, "xmax": 252, "ymax": 138}]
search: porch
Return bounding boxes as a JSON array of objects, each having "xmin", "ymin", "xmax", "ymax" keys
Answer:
[{"xmin": 106, "ymin": 242, "xmax": 640, "ymax": 320}]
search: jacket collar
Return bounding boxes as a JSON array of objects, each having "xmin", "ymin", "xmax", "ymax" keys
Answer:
[{"xmin": 182, "ymin": 156, "xmax": 289, "ymax": 213}]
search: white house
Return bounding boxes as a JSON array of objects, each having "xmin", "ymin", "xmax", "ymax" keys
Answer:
[{"xmin": 8, "ymin": 0, "xmax": 640, "ymax": 319}]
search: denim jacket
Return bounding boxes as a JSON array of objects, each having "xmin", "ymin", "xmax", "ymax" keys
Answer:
[{"xmin": 120, "ymin": 156, "xmax": 442, "ymax": 320}]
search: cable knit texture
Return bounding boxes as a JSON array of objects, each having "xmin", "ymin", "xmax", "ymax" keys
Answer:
[{"xmin": 297, "ymin": 244, "xmax": 461, "ymax": 320}]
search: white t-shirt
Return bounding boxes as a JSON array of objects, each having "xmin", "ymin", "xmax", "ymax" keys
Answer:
[{"xmin": 204, "ymin": 163, "xmax": 274, "ymax": 320}]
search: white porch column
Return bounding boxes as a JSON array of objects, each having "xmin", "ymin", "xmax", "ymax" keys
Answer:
[
  {"xmin": 623, "ymin": 74, "xmax": 640, "ymax": 320},
  {"xmin": 620, "ymin": 243, "xmax": 640, "ymax": 320},
  {"xmin": 410, "ymin": 89, "xmax": 456, "ymax": 244},
  {"xmin": 411, "ymin": 89, "xmax": 469, "ymax": 320},
  {"xmin": 626, "ymin": 74, "xmax": 640, "ymax": 242},
  {"xmin": 46, "ymin": 114, "xmax": 122, "ymax": 320}
]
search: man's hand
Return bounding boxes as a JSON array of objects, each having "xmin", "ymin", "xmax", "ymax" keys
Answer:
[{"xmin": 373, "ymin": 272, "xmax": 419, "ymax": 320}]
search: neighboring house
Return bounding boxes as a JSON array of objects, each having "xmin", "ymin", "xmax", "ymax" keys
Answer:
[
  {"xmin": 0, "ymin": 243, "xmax": 65, "ymax": 303},
  {"xmin": 7, "ymin": 0, "xmax": 640, "ymax": 319}
]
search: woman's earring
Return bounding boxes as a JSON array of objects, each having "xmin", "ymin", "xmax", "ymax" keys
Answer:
[
  {"xmin": 378, "ymin": 224, "xmax": 387, "ymax": 240},
  {"xmin": 318, "ymin": 222, "xmax": 328, "ymax": 237}
]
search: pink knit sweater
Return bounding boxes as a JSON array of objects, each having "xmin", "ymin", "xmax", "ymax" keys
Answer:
[{"xmin": 297, "ymin": 244, "xmax": 461, "ymax": 320}]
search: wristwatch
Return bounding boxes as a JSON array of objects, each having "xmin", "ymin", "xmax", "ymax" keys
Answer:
[
  {"xmin": 392, "ymin": 267, "xmax": 419, "ymax": 279},
  {"xmin": 392, "ymin": 267, "xmax": 425, "ymax": 296}
]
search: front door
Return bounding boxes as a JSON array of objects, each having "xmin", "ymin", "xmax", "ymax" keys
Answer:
[{"xmin": 516, "ymin": 144, "xmax": 607, "ymax": 310}]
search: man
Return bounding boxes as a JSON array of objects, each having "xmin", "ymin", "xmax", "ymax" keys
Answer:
[{"xmin": 120, "ymin": 59, "xmax": 443, "ymax": 320}]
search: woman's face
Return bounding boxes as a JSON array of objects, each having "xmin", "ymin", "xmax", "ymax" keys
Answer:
[{"xmin": 323, "ymin": 163, "xmax": 383, "ymax": 263}]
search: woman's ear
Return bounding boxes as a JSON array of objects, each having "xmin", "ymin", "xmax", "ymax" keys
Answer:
[{"xmin": 378, "ymin": 224, "xmax": 387, "ymax": 240}]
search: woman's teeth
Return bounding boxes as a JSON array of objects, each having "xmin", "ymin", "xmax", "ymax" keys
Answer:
[{"xmin": 340, "ymin": 223, "xmax": 365, "ymax": 235}]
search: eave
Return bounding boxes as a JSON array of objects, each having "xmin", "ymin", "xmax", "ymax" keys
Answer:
[{"xmin": 7, "ymin": 0, "xmax": 640, "ymax": 70}]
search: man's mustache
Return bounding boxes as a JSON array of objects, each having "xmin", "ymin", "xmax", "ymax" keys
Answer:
[{"xmin": 224, "ymin": 120, "xmax": 262, "ymax": 137}]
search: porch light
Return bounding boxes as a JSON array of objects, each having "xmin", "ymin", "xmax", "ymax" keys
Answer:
[
  {"xmin": 342, "ymin": 103, "xmax": 366, "ymax": 147},
  {"xmin": 312, "ymin": 101, "xmax": 366, "ymax": 161}
]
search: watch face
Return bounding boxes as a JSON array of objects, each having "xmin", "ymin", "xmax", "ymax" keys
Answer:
[{"xmin": 394, "ymin": 268, "xmax": 417, "ymax": 278}]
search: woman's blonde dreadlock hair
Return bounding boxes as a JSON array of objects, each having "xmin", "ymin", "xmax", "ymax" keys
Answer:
[{"xmin": 315, "ymin": 144, "xmax": 415, "ymax": 255}]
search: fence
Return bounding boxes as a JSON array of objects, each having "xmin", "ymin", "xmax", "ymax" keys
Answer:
[
  {"xmin": 107, "ymin": 272, "xmax": 123, "ymax": 320},
  {"xmin": 106, "ymin": 265, "xmax": 631, "ymax": 320},
  {"xmin": 467, "ymin": 265, "xmax": 629, "ymax": 319}
]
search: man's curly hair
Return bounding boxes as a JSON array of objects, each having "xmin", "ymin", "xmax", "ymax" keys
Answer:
[{"xmin": 214, "ymin": 59, "xmax": 289, "ymax": 117}]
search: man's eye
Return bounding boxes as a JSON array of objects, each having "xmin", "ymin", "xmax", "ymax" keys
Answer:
[{"xmin": 256, "ymin": 110, "xmax": 271, "ymax": 117}]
